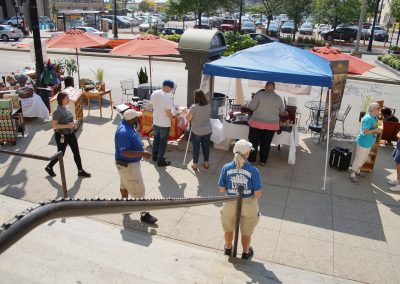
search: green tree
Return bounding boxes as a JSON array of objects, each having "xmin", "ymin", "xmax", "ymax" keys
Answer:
[
  {"xmin": 284, "ymin": 0, "xmax": 312, "ymax": 41},
  {"xmin": 312, "ymin": 0, "xmax": 361, "ymax": 29},
  {"xmin": 51, "ymin": 0, "xmax": 58, "ymax": 20},
  {"xmin": 165, "ymin": 0, "xmax": 192, "ymax": 28},
  {"xmin": 139, "ymin": 0, "xmax": 150, "ymax": 12},
  {"xmin": 261, "ymin": 0, "xmax": 282, "ymax": 32},
  {"xmin": 391, "ymin": 0, "xmax": 400, "ymax": 45},
  {"xmin": 118, "ymin": 0, "xmax": 129, "ymax": 14}
]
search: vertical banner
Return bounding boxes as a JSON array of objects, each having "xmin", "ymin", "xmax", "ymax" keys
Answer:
[{"xmin": 320, "ymin": 60, "xmax": 349, "ymax": 141}]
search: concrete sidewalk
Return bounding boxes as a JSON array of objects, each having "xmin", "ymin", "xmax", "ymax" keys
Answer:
[{"xmin": 1, "ymin": 105, "xmax": 400, "ymax": 283}]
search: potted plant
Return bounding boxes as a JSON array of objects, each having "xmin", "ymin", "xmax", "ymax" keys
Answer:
[
  {"xmin": 359, "ymin": 93, "xmax": 373, "ymax": 122},
  {"xmin": 64, "ymin": 58, "xmax": 78, "ymax": 87},
  {"xmin": 53, "ymin": 59, "xmax": 65, "ymax": 77},
  {"xmin": 137, "ymin": 67, "xmax": 148, "ymax": 84},
  {"xmin": 92, "ymin": 67, "xmax": 105, "ymax": 91}
]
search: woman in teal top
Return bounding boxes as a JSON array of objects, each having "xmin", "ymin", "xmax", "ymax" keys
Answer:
[{"xmin": 350, "ymin": 102, "xmax": 382, "ymax": 184}]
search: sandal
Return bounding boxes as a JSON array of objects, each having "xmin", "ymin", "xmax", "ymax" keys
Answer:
[
  {"xmin": 202, "ymin": 162, "xmax": 209, "ymax": 169},
  {"xmin": 191, "ymin": 164, "xmax": 198, "ymax": 171}
]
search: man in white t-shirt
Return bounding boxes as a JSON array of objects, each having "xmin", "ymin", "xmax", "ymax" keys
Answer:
[{"xmin": 150, "ymin": 79, "xmax": 174, "ymax": 167}]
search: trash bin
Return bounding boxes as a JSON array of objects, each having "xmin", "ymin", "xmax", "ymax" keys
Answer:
[{"xmin": 211, "ymin": 92, "xmax": 226, "ymax": 119}]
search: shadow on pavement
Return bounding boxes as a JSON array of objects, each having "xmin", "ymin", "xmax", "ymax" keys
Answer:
[
  {"xmin": 228, "ymin": 257, "xmax": 282, "ymax": 283},
  {"xmin": 120, "ymin": 213, "xmax": 158, "ymax": 247}
]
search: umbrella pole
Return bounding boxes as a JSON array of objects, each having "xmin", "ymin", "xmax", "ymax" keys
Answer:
[
  {"xmin": 149, "ymin": 56, "xmax": 152, "ymax": 91},
  {"xmin": 76, "ymin": 48, "xmax": 81, "ymax": 85}
]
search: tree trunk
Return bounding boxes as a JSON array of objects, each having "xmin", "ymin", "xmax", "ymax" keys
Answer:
[
  {"xmin": 397, "ymin": 26, "xmax": 400, "ymax": 46},
  {"xmin": 292, "ymin": 21, "xmax": 297, "ymax": 42},
  {"xmin": 266, "ymin": 14, "xmax": 272, "ymax": 32},
  {"xmin": 198, "ymin": 11, "xmax": 202, "ymax": 28}
]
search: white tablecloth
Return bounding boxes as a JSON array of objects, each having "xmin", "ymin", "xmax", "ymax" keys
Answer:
[
  {"xmin": 220, "ymin": 121, "xmax": 299, "ymax": 164},
  {"xmin": 20, "ymin": 93, "xmax": 50, "ymax": 120}
]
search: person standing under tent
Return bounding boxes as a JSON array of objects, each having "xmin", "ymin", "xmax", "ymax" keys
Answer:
[
  {"xmin": 247, "ymin": 81, "xmax": 284, "ymax": 166},
  {"xmin": 350, "ymin": 102, "xmax": 382, "ymax": 184}
]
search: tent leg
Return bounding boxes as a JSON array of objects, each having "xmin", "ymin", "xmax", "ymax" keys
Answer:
[
  {"xmin": 149, "ymin": 56, "xmax": 152, "ymax": 91},
  {"xmin": 76, "ymin": 48, "xmax": 80, "ymax": 84},
  {"xmin": 323, "ymin": 88, "xmax": 331, "ymax": 191}
]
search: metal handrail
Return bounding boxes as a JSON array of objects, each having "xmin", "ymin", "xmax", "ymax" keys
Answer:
[
  {"xmin": 0, "ymin": 196, "xmax": 237, "ymax": 254},
  {"xmin": 0, "ymin": 150, "xmax": 67, "ymax": 198}
]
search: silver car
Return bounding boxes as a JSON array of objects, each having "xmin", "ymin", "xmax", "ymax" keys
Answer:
[
  {"xmin": 0, "ymin": 25, "xmax": 23, "ymax": 41},
  {"xmin": 299, "ymin": 23, "xmax": 313, "ymax": 35},
  {"xmin": 241, "ymin": 21, "xmax": 256, "ymax": 33}
]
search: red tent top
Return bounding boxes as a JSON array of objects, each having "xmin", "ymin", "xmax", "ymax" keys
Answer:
[
  {"xmin": 46, "ymin": 28, "xmax": 108, "ymax": 49},
  {"xmin": 310, "ymin": 45, "xmax": 374, "ymax": 75},
  {"xmin": 111, "ymin": 35, "xmax": 178, "ymax": 56}
]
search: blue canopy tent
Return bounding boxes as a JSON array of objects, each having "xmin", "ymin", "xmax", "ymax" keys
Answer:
[{"xmin": 203, "ymin": 42, "xmax": 334, "ymax": 190}]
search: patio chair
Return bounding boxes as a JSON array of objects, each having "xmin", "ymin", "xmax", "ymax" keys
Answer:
[
  {"xmin": 120, "ymin": 79, "xmax": 140, "ymax": 103},
  {"xmin": 382, "ymin": 120, "xmax": 400, "ymax": 144},
  {"xmin": 336, "ymin": 104, "xmax": 351, "ymax": 137}
]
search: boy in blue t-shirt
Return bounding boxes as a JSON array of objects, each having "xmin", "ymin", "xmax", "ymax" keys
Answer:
[{"xmin": 350, "ymin": 102, "xmax": 382, "ymax": 184}]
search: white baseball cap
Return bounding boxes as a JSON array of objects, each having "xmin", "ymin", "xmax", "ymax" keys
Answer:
[
  {"xmin": 123, "ymin": 109, "xmax": 142, "ymax": 121},
  {"xmin": 233, "ymin": 139, "xmax": 254, "ymax": 155}
]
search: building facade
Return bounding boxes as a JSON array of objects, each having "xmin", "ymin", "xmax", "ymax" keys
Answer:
[{"xmin": 52, "ymin": 0, "xmax": 104, "ymax": 11}]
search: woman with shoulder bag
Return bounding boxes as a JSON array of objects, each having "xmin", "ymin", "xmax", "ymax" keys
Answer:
[{"xmin": 45, "ymin": 91, "xmax": 91, "ymax": 178}]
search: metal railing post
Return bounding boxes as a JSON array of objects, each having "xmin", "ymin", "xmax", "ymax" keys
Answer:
[
  {"xmin": 57, "ymin": 151, "xmax": 68, "ymax": 198},
  {"xmin": 232, "ymin": 185, "xmax": 244, "ymax": 258}
]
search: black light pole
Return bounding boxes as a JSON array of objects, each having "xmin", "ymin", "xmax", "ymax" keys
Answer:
[
  {"xmin": 29, "ymin": 0, "xmax": 44, "ymax": 87},
  {"xmin": 367, "ymin": 0, "xmax": 380, "ymax": 51},
  {"xmin": 237, "ymin": 0, "xmax": 243, "ymax": 33},
  {"xmin": 113, "ymin": 0, "xmax": 118, "ymax": 38}
]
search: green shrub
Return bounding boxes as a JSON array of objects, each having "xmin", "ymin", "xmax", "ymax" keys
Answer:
[
  {"xmin": 377, "ymin": 55, "xmax": 382, "ymax": 60},
  {"xmin": 314, "ymin": 39, "xmax": 326, "ymax": 47},
  {"xmin": 378, "ymin": 54, "xmax": 400, "ymax": 70},
  {"xmin": 297, "ymin": 36, "xmax": 304, "ymax": 43},
  {"xmin": 223, "ymin": 31, "xmax": 257, "ymax": 56},
  {"xmin": 161, "ymin": 34, "xmax": 181, "ymax": 43},
  {"xmin": 147, "ymin": 29, "xmax": 160, "ymax": 36},
  {"xmin": 304, "ymin": 37, "xmax": 310, "ymax": 44}
]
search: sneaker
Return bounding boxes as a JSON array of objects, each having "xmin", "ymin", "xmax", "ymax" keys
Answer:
[
  {"xmin": 389, "ymin": 185, "xmax": 400, "ymax": 192},
  {"xmin": 45, "ymin": 166, "xmax": 56, "ymax": 177},
  {"xmin": 157, "ymin": 160, "xmax": 171, "ymax": 167},
  {"xmin": 388, "ymin": 180, "xmax": 399, "ymax": 186},
  {"xmin": 241, "ymin": 247, "xmax": 254, "ymax": 260},
  {"xmin": 78, "ymin": 170, "xmax": 91, "ymax": 178},
  {"xmin": 350, "ymin": 175, "xmax": 359, "ymax": 184},
  {"xmin": 140, "ymin": 212, "xmax": 158, "ymax": 223},
  {"xmin": 224, "ymin": 246, "xmax": 232, "ymax": 256}
]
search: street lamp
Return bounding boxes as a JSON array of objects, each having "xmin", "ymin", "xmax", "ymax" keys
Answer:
[{"xmin": 113, "ymin": 0, "xmax": 118, "ymax": 38}]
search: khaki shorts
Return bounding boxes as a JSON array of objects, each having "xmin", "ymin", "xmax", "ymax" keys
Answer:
[
  {"xmin": 220, "ymin": 197, "xmax": 260, "ymax": 236},
  {"xmin": 116, "ymin": 162, "xmax": 145, "ymax": 198}
]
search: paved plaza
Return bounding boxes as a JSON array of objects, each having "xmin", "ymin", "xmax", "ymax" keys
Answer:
[{"xmin": 0, "ymin": 48, "xmax": 400, "ymax": 283}]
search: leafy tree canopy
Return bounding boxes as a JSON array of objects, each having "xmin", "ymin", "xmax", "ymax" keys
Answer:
[{"xmin": 312, "ymin": 0, "xmax": 361, "ymax": 28}]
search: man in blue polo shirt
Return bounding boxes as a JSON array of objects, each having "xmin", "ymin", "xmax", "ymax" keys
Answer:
[
  {"xmin": 350, "ymin": 102, "xmax": 382, "ymax": 184},
  {"xmin": 115, "ymin": 109, "xmax": 157, "ymax": 223}
]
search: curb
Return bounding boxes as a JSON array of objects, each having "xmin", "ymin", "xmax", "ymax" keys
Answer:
[
  {"xmin": 375, "ymin": 60, "xmax": 400, "ymax": 78},
  {"xmin": 0, "ymin": 46, "xmax": 184, "ymax": 64}
]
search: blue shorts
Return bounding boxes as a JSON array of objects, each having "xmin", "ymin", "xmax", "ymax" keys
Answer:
[{"xmin": 394, "ymin": 143, "xmax": 400, "ymax": 164}]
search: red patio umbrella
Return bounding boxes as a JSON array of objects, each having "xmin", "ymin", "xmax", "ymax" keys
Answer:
[
  {"xmin": 46, "ymin": 29, "xmax": 109, "ymax": 82},
  {"xmin": 110, "ymin": 35, "xmax": 178, "ymax": 88},
  {"xmin": 310, "ymin": 45, "xmax": 374, "ymax": 75}
]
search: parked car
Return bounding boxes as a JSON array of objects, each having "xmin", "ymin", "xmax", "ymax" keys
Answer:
[
  {"xmin": 281, "ymin": 21, "xmax": 295, "ymax": 33},
  {"xmin": 210, "ymin": 16, "xmax": 224, "ymax": 28},
  {"xmin": 120, "ymin": 16, "xmax": 141, "ymax": 26},
  {"xmin": 248, "ymin": 33, "xmax": 275, "ymax": 45},
  {"xmin": 194, "ymin": 17, "xmax": 211, "ymax": 29},
  {"xmin": 138, "ymin": 17, "xmax": 164, "ymax": 32},
  {"xmin": 368, "ymin": 25, "xmax": 384, "ymax": 35},
  {"xmin": 241, "ymin": 21, "xmax": 256, "ymax": 33},
  {"xmin": 219, "ymin": 19, "xmax": 239, "ymax": 32},
  {"xmin": 100, "ymin": 15, "xmax": 131, "ymax": 28},
  {"xmin": 373, "ymin": 29, "xmax": 389, "ymax": 42},
  {"xmin": 0, "ymin": 25, "xmax": 23, "ymax": 41},
  {"xmin": 321, "ymin": 27, "xmax": 357, "ymax": 42},
  {"xmin": 75, "ymin": 27, "xmax": 108, "ymax": 38},
  {"xmin": 161, "ymin": 27, "xmax": 184, "ymax": 35},
  {"xmin": 7, "ymin": 16, "xmax": 24, "ymax": 26},
  {"xmin": 299, "ymin": 22, "xmax": 313, "ymax": 35},
  {"xmin": 317, "ymin": 24, "xmax": 331, "ymax": 34},
  {"xmin": 264, "ymin": 22, "xmax": 280, "ymax": 37}
]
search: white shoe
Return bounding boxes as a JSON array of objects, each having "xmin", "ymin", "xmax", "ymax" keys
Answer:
[
  {"xmin": 389, "ymin": 185, "xmax": 400, "ymax": 192},
  {"xmin": 387, "ymin": 180, "xmax": 399, "ymax": 186}
]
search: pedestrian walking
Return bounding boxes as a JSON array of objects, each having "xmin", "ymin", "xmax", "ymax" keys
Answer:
[
  {"xmin": 115, "ymin": 109, "xmax": 157, "ymax": 223},
  {"xmin": 185, "ymin": 89, "xmax": 212, "ymax": 171},
  {"xmin": 247, "ymin": 82, "xmax": 285, "ymax": 166},
  {"xmin": 45, "ymin": 91, "xmax": 91, "ymax": 178},
  {"xmin": 218, "ymin": 139, "xmax": 262, "ymax": 259},
  {"xmin": 388, "ymin": 132, "xmax": 400, "ymax": 192},
  {"xmin": 150, "ymin": 79, "xmax": 175, "ymax": 167},
  {"xmin": 350, "ymin": 102, "xmax": 382, "ymax": 184}
]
